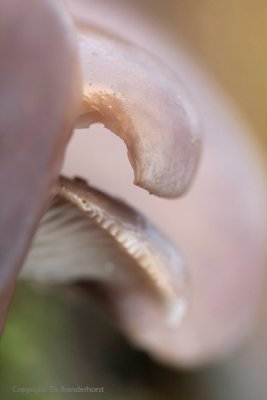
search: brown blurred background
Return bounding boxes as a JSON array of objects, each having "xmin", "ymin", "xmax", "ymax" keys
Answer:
[{"xmin": 147, "ymin": 0, "xmax": 267, "ymax": 151}]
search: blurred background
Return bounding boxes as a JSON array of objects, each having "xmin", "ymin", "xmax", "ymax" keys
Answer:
[
  {"xmin": 1, "ymin": 1, "xmax": 267, "ymax": 399},
  {"xmin": 148, "ymin": 0, "xmax": 267, "ymax": 149}
]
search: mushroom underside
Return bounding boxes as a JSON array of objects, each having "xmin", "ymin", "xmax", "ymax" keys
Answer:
[{"xmin": 20, "ymin": 176, "xmax": 188, "ymax": 362}]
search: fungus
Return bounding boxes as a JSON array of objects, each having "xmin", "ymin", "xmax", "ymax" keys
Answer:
[
  {"xmin": 77, "ymin": 25, "xmax": 201, "ymax": 198},
  {"xmin": 0, "ymin": 0, "xmax": 81, "ymax": 332},
  {"xmin": 0, "ymin": 0, "xmax": 267, "ymax": 368}
]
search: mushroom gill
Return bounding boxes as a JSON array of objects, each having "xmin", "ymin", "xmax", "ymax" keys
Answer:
[{"xmin": 21, "ymin": 176, "xmax": 188, "ymax": 342}]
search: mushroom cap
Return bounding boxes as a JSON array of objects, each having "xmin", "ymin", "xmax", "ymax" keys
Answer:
[
  {"xmin": 76, "ymin": 24, "xmax": 201, "ymax": 198},
  {"xmin": 0, "ymin": 0, "xmax": 82, "ymax": 331}
]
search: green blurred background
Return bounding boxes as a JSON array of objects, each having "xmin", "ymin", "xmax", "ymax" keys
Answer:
[{"xmin": 1, "ymin": 1, "xmax": 267, "ymax": 399}]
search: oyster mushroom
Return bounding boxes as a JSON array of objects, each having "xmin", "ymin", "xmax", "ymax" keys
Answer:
[
  {"xmin": 20, "ymin": 1, "xmax": 201, "ymax": 365},
  {"xmin": 1, "ymin": 0, "xmax": 267, "ymax": 369},
  {"xmin": 61, "ymin": 0, "xmax": 267, "ymax": 366},
  {"xmin": 0, "ymin": 0, "xmax": 199, "ymax": 358}
]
